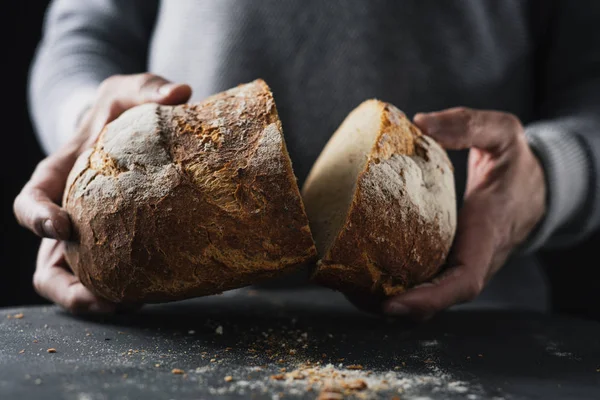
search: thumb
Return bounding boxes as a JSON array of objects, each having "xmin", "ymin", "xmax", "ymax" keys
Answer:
[
  {"xmin": 90, "ymin": 73, "xmax": 192, "ymax": 137},
  {"xmin": 117, "ymin": 73, "xmax": 192, "ymax": 108},
  {"xmin": 414, "ymin": 107, "xmax": 522, "ymax": 155}
]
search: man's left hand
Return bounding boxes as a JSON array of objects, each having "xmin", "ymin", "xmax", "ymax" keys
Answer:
[{"xmin": 383, "ymin": 107, "xmax": 546, "ymax": 319}]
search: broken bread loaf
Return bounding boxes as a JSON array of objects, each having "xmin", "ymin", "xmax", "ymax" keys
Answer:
[
  {"xmin": 63, "ymin": 80, "xmax": 317, "ymax": 303},
  {"xmin": 302, "ymin": 100, "xmax": 456, "ymax": 297}
]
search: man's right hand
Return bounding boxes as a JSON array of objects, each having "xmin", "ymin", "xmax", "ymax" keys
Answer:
[{"xmin": 14, "ymin": 73, "xmax": 192, "ymax": 314}]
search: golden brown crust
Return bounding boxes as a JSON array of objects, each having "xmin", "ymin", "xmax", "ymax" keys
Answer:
[
  {"xmin": 64, "ymin": 80, "xmax": 317, "ymax": 303},
  {"xmin": 311, "ymin": 101, "xmax": 456, "ymax": 297}
]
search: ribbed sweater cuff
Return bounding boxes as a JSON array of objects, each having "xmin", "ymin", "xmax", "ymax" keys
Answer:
[{"xmin": 519, "ymin": 123, "xmax": 590, "ymax": 253}]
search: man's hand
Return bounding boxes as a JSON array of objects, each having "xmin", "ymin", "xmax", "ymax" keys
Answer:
[
  {"xmin": 383, "ymin": 108, "xmax": 546, "ymax": 319},
  {"xmin": 14, "ymin": 73, "xmax": 191, "ymax": 314}
]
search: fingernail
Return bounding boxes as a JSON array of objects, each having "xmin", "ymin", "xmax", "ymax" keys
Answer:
[
  {"xmin": 385, "ymin": 302, "xmax": 411, "ymax": 316},
  {"xmin": 42, "ymin": 219, "xmax": 58, "ymax": 238},
  {"xmin": 158, "ymin": 83, "xmax": 177, "ymax": 96}
]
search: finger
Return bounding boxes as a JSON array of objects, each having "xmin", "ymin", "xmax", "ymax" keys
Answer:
[
  {"xmin": 13, "ymin": 142, "xmax": 81, "ymax": 239},
  {"xmin": 88, "ymin": 74, "xmax": 192, "ymax": 139},
  {"xmin": 34, "ymin": 239, "xmax": 116, "ymax": 314},
  {"xmin": 414, "ymin": 108, "xmax": 523, "ymax": 154},
  {"xmin": 383, "ymin": 192, "xmax": 496, "ymax": 318},
  {"xmin": 99, "ymin": 73, "xmax": 192, "ymax": 118}
]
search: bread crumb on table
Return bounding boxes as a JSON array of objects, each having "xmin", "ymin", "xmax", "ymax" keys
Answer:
[
  {"xmin": 345, "ymin": 379, "xmax": 367, "ymax": 391},
  {"xmin": 47, "ymin": 348, "xmax": 56, "ymax": 353},
  {"xmin": 18, "ymin": 349, "xmax": 25, "ymax": 354},
  {"xmin": 346, "ymin": 365, "xmax": 363, "ymax": 370},
  {"xmin": 171, "ymin": 368, "xmax": 185, "ymax": 375},
  {"xmin": 224, "ymin": 376, "xmax": 233, "ymax": 382}
]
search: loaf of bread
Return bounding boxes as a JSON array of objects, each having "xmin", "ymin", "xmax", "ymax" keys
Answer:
[
  {"xmin": 63, "ymin": 80, "xmax": 317, "ymax": 303},
  {"xmin": 302, "ymin": 100, "xmax": 456, "ymax": 297}
]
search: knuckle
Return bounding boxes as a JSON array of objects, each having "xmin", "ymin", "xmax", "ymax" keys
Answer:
[
  {"xmin": 64, "ymin": 289, "xmax": 86, "ymax": 314},
  {"xmin": 105, "ymin": 99, "xmax": 122, "ymax": 120},
  {"xmin": 13, "ymin": 192, "xmax": 25, "ymax": 220},
  {"xmin": 464, "ymin": 277, "xmax": 484, "ymax": 301},
  {"xmin": 504, "ymin": 113, "xmax": 524, "ymax": 135},
  {"xmin": 34, "ymin": 157, "xmax": 52, "ymax": 174},
  {"xmin": 97, "ymin": 75, "xmax": 122, "ymax": 96},
  {"xmin": 32, "ymin": 271, "xmax": 44, "ymax": 294},
  {"xmin": 136, "ymin": 72, "xmax": 161, "ymax": 89},
  {"xmin": 454, "ymin": 107, "xmax": 473, "ymax": 122}
]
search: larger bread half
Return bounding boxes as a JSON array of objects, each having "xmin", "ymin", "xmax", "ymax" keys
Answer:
[
  {"xmin": 63, "ymin": 80, "xmax": 317, "ymax": 303},
  {"xmin": 302, "ymin": 100, "xmax": 456, "ymax": 297}
]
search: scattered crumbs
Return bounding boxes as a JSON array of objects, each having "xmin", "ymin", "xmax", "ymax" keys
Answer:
[
  {"xmin": 424, "ymin": 359, "xmax": 434, "ymax": 364},
  {"xmin": 47, "ymin": 348, "xmax": 56, "ymax": 353},
  {"xmin": 19, "ymin": 349, "xmax": 25, "ymax": 354},
  {"xmin": 224, "ymin": 376, "xmax": 233, "ymax": 382},
  {"xmin": 13, "ymin": 313, "xmax": 24, "ymax": 319},
  {"xmin": 85, "ymin": 333, "xmax": 91, "ymax": 337},
  {"xmin": 337, "ymin": 358, "xmax": 345, "ymax": 362},
  {"xmin": 225, "ymin": 347, "xmax": 232, "ymax": 351},
  {"xmin": 346, "ymin": 379, "xmax": 368, "ymax": 391},
  {"xmin": 34, "ymin": 379, "xmax": 42, "ymax": 385},
  {"xmin": 118, "ymin": 331, "xmax": 125, "ymax": 335},
  {"xmin": 188, "ymin": 330, "xmax": 195, "ymax": 335},
  {"xmin": 402, "ymin": 362, "xmax": 406, "ymax": 366},
  {"xmin": 210, "ymin": 359, "xmax": 216, "ymax": 363},
  {"xmin": 347, "ymin": 365, "xmax": 363, "ymax": 370},
  {"xmin": 478, "ymin": 354, "xmax": 484, "ymax": 358},
  {"xmin": 317, "ymin": 386, "xmax": 344, "ymax": 400},
  {"xmin": 321, "ymin": 353, "xmax": 327, "ymax": 358},
  {"xmin": 122, "ymin": 374, "xmax": 128, "ymax": 379},
  {"xmin": 289, "ymin": 349, "xmax": 297, "ymax": 355},
  {"xmin": 6, "ymin": 314, "xmax": 11, "ymax": 319},
  {"xmin": 596, "ymin": 368, "xmax": 599, "ymax": 373},
  {"xmin": 155, "ymin": 364, "xmax": 161, "ymax": 368},
  {"xmin": 466, "ymin": 356, "xmax": 471, "ymax": 360},
  {"xmin": 271, "ymin": 374, "xmax": 285, "ymax": 381},
  {"xmin": 32, "ymin": 340, "xmax": 38, "ymax": 343},
  {"xmin": 43, "ymin": 324, "xmax": 48, "ymax": 329},
  {"xmin": 171, "ymin": 368, "xmax": 185, "ymax": 375},
  {"xmin": 215, "ymin": 326, "xmax": 223, "ymax": 335}
]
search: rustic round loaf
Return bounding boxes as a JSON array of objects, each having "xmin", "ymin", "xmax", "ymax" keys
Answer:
[
  {"xmin": 302, "ymin": 100, "xmax": 457, "ymax": 297},
  {"xmin": 63, "ymin": 80, "xmax": 317, "ymax": 303}
]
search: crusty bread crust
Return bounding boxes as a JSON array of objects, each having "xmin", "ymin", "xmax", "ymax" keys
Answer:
[
  {"xmin": 304, "ymin": 100, "xmax": 456, "ymax": 297},
  {"xmin": 63, "ymin": 80, "xmax": 317, "ymax": 303}
]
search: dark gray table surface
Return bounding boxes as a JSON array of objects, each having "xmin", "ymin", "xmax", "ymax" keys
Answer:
[{"xmin": 1, "ymin": 287, "xmax": 599, "ymax": 400}]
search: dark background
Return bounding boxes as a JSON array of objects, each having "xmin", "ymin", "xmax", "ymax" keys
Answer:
[{"xmin": 2, "ymin": 2, "xmax": 598, "ymax": 319}]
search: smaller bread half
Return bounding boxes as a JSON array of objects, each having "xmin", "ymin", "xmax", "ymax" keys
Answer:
[{"xmin": 302, "ymin": 100, "xmax": 457, "ymax": 297}]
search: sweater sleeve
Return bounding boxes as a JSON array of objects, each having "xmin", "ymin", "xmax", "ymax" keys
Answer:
[
  {"xmin": 522, "ymin": 0, "xmax": 600, "ymax": 252},
  {"xmin": 28, "ymin": 0, "xmax": 159, "ymax": 154}
]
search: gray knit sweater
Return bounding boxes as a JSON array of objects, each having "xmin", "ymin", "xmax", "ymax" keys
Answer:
[{"xmin": 29, "ymin": 0, "xmax": 600, "ymax": 309}]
